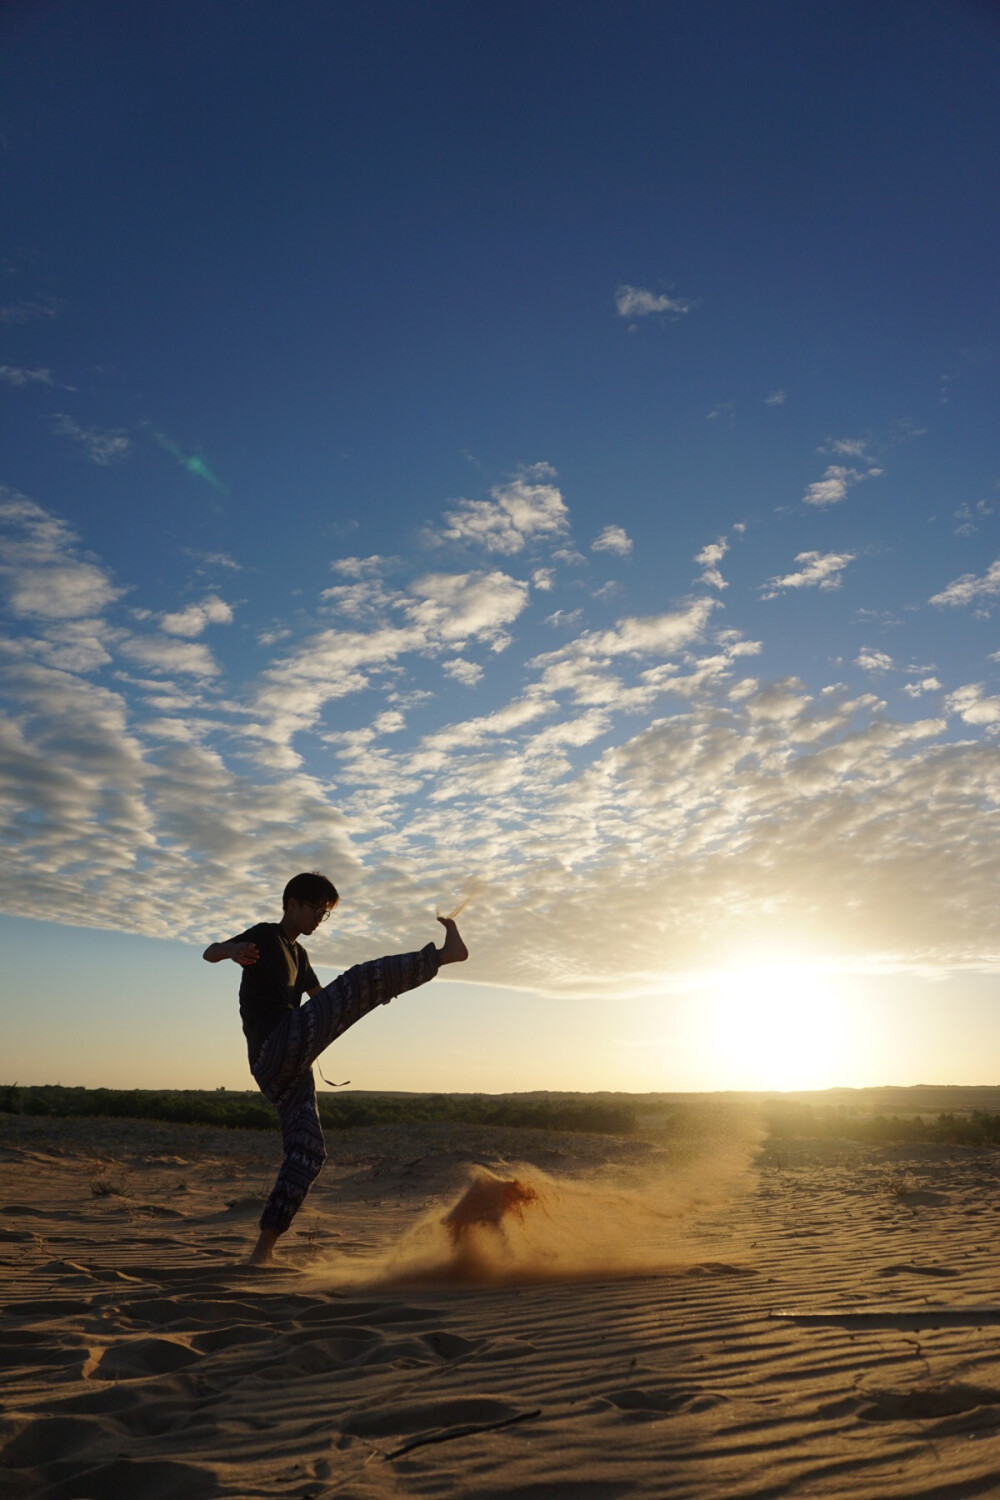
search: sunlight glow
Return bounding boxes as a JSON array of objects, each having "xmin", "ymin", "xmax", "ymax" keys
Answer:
[{"xmin": 692, "ymin": 960, "xmax": 856, "ymax": 1091}]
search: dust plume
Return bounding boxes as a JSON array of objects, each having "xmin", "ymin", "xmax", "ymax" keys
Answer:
[
  {"xmin": 323, "ymin": 1104, "xmax": 764, "ymax": 1289},
  {"xmin": 436, "ymin": 876, "xmax": 485, "ymax": 922}
]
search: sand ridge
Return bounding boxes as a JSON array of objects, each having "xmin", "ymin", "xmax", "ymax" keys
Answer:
[{"xmin": 3, "ymin": 1111, "xmax": 1000, "ymax": 1496}]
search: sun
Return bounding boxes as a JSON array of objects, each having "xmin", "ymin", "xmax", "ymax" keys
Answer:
[{"xmin": 695, "ymin": 959, "xmax": 854, "ymax": 1091}]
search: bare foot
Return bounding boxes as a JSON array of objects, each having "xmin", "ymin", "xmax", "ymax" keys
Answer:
[
  {"xmin": 247, "ymin": 1227, "xmax": 279, "ymax": 1266},
  {"xmin": 436, "ymin": 915, "xmax": 469, "ymax": 965}
]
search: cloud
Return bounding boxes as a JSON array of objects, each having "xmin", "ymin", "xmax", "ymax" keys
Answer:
[
  {"xmin": 246, "ymin": 570, "xmax": 530, "ymax": 764},
  {"xmin": 591, "ymin": 525, "xmax": 633, "ymax": 557},
  {"xmin": 7, "ymin": 478, "xmax": 1000, "ymax": 997},
  {"xmin": 947, "ymin": 684, "xmax": 1000, "ymax": 726},
  {"xmin": 761, "ymin": 551, "xmax": 855, "ymax": 599},
  {"xmin": 802, "ymin": 464, "xmax": 881, "ymax": 508},
  {"xmin": 0, "ymin": 365, "xmax": 53, "ymax": 387},
  {"xmin": 119, "ymin": 635, "xmax": 221, "ymax": 677},
  {"xmin": 588, "ymin": 597, "xmax": 719, "ymax": 659},
  {"xmin": 614, "ymin": 285, "xmax": 694, "ymax": 318},
  {"xmin": 421, "ymin": 696, "xmax": 554, "ymax": 753},
  {"xmin": 765, "ymin": 389, "xmax": 786, "ymax": 406},
  {"xmin": 332, "ymin": 555, "xmax": 390, "ymax": 578},
  {"xmin": 185, "ymin": 548, "xmax": 242, "ymax": 572},
  {"xmin": 530, "ymin": 598, "xmax": 720, "ymax": 711},
  {"xmin": 823, "ymin": 436, "xmax": 871, "ymax": 459},
  {"xmin": 930, "ymin": 558, "xmax": 1000, "ymax": 608},
  {"xmin": 320, "ymin": 575, "xmax": 402, "ymax": 621},
  {"xmin": 855, "ymin": 648, "xmax": 894, "ymax": 673},
  {"xmin": 404, "ymin": 570, "xmax": 529, "ymax": 647},
  {"xmin": 695, "ymin": 537, "xmax": 729, "ymax": 590},
  {"xmin": 0, "ymin": 297, "xmax": 62, "ymax": 324},
  {"xmin": 51, "ymin": 414, "xmax": 130, "ymax": 465},
  {"xmin": 0, "ymin": 490, "xmax": 122, "ymax": 619},
  {"xmin": 443, "ymin": 658, "xmax": 484, "ymax": 687},
  {"xmin": 439, "ymin": 467, "xmax": 569, "ymax": 555},
  {"xmin": 953, "ymin": 500, "xmax": 996, "ymax": 537},
  {"xmin": 160, "ymin": 595, "xmax": 234, "ymax": 636}
]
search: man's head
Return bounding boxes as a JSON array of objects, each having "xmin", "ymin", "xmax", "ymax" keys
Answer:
[{"xmin": 282, "ymin": 871, "xmax": 339, "ymax": 934}]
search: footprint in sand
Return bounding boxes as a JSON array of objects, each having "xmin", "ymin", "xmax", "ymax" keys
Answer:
[
  {"xmin": 0, "ymin": 1415, "xmax": 109, "ymax": 1467},
  {"xmin": 856, "ymin": 1381, "xmax": 1000, "ymax": 1430},
  {"xmin": 88, "ymin": 1336, "xmax": 203, "ymax": 1380},
  {"xmin": 605, "ymin": 1385, "xmax": 726, "ymax": 1418}
]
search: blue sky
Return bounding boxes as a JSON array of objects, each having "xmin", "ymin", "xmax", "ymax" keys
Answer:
[{"xmin": 2, "ymin": 0, "xmax": 1000, "ymax": 1091}]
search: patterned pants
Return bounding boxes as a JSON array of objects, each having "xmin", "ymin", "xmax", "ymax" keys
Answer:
[{"xmin": 251, "ymin": 943, "xmax": 438, "ymax": 1235}]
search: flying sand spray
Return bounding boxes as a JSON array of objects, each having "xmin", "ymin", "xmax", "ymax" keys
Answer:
[{"xmin": 304, "ymin": 879, "xmax": 763, "ymax": 1288}]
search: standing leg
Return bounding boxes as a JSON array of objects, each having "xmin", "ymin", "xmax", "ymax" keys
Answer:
[
  {"xmin": 249, "ymin": 1007, "xmax": 327, "ymax": 1264},
  {"xmin": 261, "ymin": 1073, "xmax": 326, "ymax": 1236}
]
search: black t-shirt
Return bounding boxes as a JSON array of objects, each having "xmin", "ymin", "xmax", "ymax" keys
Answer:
[{"xmin": 229, "ymin": 922, "xmax": 320, "ymax": 1066}]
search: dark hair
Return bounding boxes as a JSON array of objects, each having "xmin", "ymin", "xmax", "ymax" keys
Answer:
[{"xmin": 282, "ymin": 871, "xmax": 340, "ymax": 911}]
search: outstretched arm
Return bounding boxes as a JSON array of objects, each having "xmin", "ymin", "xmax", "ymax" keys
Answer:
[{"xmin": 203, "ymin": 940, "xmax": 259, "ymax": 966}]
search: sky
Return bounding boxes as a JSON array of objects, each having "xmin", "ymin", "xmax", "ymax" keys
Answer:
[{"xmin": 2, "ymin": 0, "xmax": 1000, "ymax": 1094}]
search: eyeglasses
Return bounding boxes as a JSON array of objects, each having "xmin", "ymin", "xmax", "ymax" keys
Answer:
[{"xmin": 306, "ymin": 903, "xmax": 332, "ymax": 922}]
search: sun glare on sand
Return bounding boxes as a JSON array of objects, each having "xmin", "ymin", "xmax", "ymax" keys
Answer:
[{"xmin": 694, "ymin": 959, "xmax": 855, "ymax": 1091}]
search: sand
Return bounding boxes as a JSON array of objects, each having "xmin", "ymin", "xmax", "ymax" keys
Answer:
[{"xmin": 3, "ymin": 1107, "xmax": 1000, "ymax": 1497}]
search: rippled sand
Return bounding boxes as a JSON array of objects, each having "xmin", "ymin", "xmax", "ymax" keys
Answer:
[{"xmin": 3, "ymin": 1109, "xmax": 1000, "ymax": 1497}]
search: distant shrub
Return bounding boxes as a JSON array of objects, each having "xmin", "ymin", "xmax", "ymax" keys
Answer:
[
  {"xmin": 0, "ymin": 1084, "xmax": 635, "ymax": 1137},
  {"xmin": 763, "ymin": 1100, "xmax": 1000, "ymax": 1147}
]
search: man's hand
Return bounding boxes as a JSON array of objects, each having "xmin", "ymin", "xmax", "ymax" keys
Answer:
[
  {"xmin": 203, "ymin": 940, "xmax": 259, "ymax": 965},
  {"xmin": 436, "ymin": 916, "xmax": 468, "ymax": 966}
]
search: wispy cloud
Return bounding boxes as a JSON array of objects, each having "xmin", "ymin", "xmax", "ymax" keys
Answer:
[
  {"xmin": 823, "ymin": 436, "xmax": 872, "ymax": 459},
  {"xmin": 765, "ymin": 389, "xmax": 786, "ymax": 406},
  {"xmin": 51, "ymin": 414, "xmax": 130, "ymax": 464},
  {"xmin": 761, "ymin": 550, "xmax": 855, "ymax": 599},
  {"xmin": 931, "ymin": 558, "xmax": 1000, "ymax": 608},
  {"xmin": 119, "ymin": 635, "xmax": 221, "ymax": 677},
  {"xmin": 0, "ymin": 364, "xmax": 54, "ymax": 387},
  {"xmin": 185, "ymin": 548, "xmax": 242, "ymax": 572},
  {"xmin": 591, "ymin": 525, "xmax": 633, "ymax": 557},
  {"xmin": 0, "ymin": 297, "xmax": 63, "ymax": 324},
  {"xmin": 614, "ymin": 284, "xmax": 695, "ymax": 318},
  {"xmin": 802, "ymin": 464, "xmax": 881, "ymax": 508},
  {"xmin": 953, "ymin": 500, "xmax": 996, "ymax": 537}
]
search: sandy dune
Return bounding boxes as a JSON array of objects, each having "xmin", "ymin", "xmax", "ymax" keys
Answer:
[{"xmin": 3, "ymin": 1108, "xmax": 1000, "ymax": 1497}]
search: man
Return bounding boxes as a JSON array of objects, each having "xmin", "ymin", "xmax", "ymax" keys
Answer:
[{"xmin": 203, "ymin": 871, "xmax": 468, "ymax": 1265}]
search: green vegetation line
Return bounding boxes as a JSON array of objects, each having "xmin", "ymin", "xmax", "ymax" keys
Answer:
[{"xmin": 0, "ymin": 1084, "xmax": 636, "ymax": 1136}]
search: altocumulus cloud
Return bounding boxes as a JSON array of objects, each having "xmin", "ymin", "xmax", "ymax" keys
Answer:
[
  {"xmin": 3, "ymin": 479, "xmax": 1000, "ymax": 990},
  {"xmin": 439, "ymin": 466, "xmax": 569, "ymax": 555},
  {"xmin": 931, "ymin": 558, "xmax": 1000, "ymax": 608}
]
